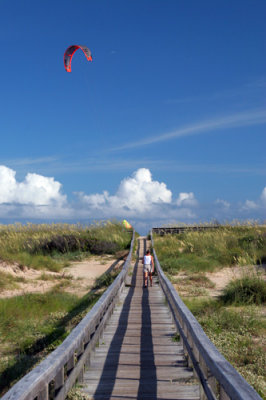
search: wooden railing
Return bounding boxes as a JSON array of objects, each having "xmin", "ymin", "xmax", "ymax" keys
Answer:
[
  {"xmin": 151, "ymin": 232, "xmax": 262, "ymax": 400},
  {"xmin": 152, "ymin": 226, "xmax": 220, "ymax": 236},
  {"xmin": 1, "ymin": 231, "xmax": 135, "ymax": 400}
]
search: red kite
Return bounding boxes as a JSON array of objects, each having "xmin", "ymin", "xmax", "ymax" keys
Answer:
[{"xmin": 64, "ymin": 45, "xmax": 92, "ymax": 72}]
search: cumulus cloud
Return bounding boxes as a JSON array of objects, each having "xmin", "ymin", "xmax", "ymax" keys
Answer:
[
  {"xmin": 243, "ymin": 200, "xmax": 259, "ymax": 210},
  {"xmin": 0, "ymin": 165, "xmax": 264, "ymax": 227},
  {"xmin": 243, "ymin": 186, "xmax": 266, "ymax": 211},
  {"xmin": 0, "ymin": 165, "xmax": 66, "ymax": 206},
  {"xmin": 215, "ymin": 199, "xmax": 230, "ymax": 209},
  {"xmin": 176, "ymin": 192, "xmax": 197, "ymax": 207},
  {"xmin": 0, "ymin": 166, "xmax": 197, "ymax": 220},
  {"xmin": 77, "ymin": 168, "xmax": 172, "ymax": 216},
  {"xmin": 261, "ymin": 187, "xmax": 266, "ymax": 205}
]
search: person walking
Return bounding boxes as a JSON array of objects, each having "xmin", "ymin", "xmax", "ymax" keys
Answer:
[{"xmin": 143, "ymin": 249, "xmax": 154, "ymax": 288}]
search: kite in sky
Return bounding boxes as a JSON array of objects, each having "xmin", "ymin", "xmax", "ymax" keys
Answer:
[{"xmin": 64, "ymin": 45, "xmax": 92, "ymax": 72}]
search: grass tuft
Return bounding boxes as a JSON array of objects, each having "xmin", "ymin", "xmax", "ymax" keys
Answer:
[
  {"xmin": 220, "ymin": 273, "xmax": 266, "ymax": 305},
  {"xmin": 0, "ymin": 271, "xmax": 26, "ymax": 292}
]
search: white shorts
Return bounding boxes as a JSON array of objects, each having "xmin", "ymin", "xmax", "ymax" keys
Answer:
[{"xmin": 143, "ymin": 264, "xmax": 152, "ymax": 273}]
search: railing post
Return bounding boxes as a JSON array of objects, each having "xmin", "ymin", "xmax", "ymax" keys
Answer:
[
  {"xmin": 220, "ymin": 386, "xmax": 230, "ymax": 400},
  {"xmin": 187, "ymin": 330, "xmax": 194, "ymax": 369},
  {"xmin": 77, "ymin": 342, "xmax": 84, "ymax": 360},
  {"xmin": 194, "ymin": 344, "xmax": 200, "ymax": 379},
  {"xmin": 183, "ymin": 323, "xmax": 190, "ymax": 364},
  {"xmin": 38, "ymin": 384, "xmax": 49, "ymax": 400},
  {"xmin": 200, "ymin": 384, "xmax": 207, "ymax": 400},
  {"xmin": 85, "ymin": 353, "xmax": 91, "ymax": 369},
  {"xmin": 207, "ymin": 373, "xmax": 218, "ymax": 398},
  {"xmin": 77, "ymin": 365, "xmax": 84, "ymax": 383},
  {"xmin": 178, "ymin": 318, "xmax": 185, "ymax": 349},
  {"xmin": 199, "ymin": 353, "xmax": 208, "ymax": 400},
  {"xmin": 54, "ymin": 367, "xmax": 64, "ymax": 393},
  {"xmin": 66, "ymin": 353, "xmax": 75, "ymax": 376}
]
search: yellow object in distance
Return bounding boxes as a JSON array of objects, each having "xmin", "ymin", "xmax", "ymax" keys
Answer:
[{"xmin": 123, "ymin": 219, "xmax": 132, "ymax": 229}]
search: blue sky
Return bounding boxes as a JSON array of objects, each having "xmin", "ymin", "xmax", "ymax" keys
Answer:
[{"xmin": 0, "ymin": 0, "xmax": 265, "ymax": 233}]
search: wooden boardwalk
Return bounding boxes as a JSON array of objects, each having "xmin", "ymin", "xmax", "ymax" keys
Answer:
[{"xmin": 81, "ymin": 237, "xmax": 200, "ymax": 399}]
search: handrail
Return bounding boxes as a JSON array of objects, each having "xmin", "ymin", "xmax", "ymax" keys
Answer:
[
  {"xmin": 1, "ymin": 231, "xmax": 135, "ymax": 400},
  {"xmin": 152, "ymin": 226, "xmax": 221, "ymax": 236},
  {"xmin": 151, "ymin": 231, "xmax": 262, "ymax": 400}
]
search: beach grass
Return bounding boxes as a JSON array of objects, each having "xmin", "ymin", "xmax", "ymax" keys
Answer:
[
  {"xmin": 0, "ymin": 220, "xmax": 133, "ymax": 396},
  {"xmin": 153, "ymin": 224, "xmax": 266, "ymax": 273},
  {"xmin": 0, "ymin": 221, "xmax": 132, "ymax": 273}
]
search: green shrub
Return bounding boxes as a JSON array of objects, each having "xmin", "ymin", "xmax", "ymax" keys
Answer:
[
  {"xmin": 220, "ymin": 274, "xmax": 266, "ymax": 305},
  {"xmin": 161, "ymin": 254, "xmax": 217, "ymax": 273}
]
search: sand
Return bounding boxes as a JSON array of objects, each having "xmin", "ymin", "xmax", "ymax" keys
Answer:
[{"xmin": 0, "ymin": 256, "xmax": 124, "ymax": 298}]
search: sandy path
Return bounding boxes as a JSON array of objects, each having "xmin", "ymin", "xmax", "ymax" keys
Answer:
[
  {"xmin": 64, "ymin": 257, "xmax": 124, "ymax": 296},
  {"xmin": 172, "ymin": 264, "xmax": 265, "ymax": 299},
  {"xmin": 206, "ymin": 265, "xmax": 265, "ymax": 297},
  {"xmin": 0, "ymin": 256, "xmax": 124, "ymax": 298}
]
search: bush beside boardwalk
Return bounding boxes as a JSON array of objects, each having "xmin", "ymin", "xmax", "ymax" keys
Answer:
[{"xmin": 153, "ymin": 225, "xmax": 266, "ymax": 398}]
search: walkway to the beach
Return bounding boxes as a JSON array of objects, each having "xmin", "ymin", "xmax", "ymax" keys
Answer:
[{"xmin": 81, "ymin": 237, "xmax": 199, "ymax": 399}]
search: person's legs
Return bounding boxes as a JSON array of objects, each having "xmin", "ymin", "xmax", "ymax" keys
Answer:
[
  {"xmin": 149, "ymin": 271, "xmax": 152, "ymax": 286},
  {"xmin": 143, "ymin": 271, "xmax": 148, "ymax": 287}
]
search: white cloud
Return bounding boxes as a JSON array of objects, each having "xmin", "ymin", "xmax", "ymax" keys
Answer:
[
  {"xmin": 77, "ymin": 168, "xmax": 172, "ymax": 216},
  {"xmin": 0, "ymin": 165, "xmax": 66, "ymax": 206},
  {"xmin": 261, "ymin": 187, "xmax": 266, "ymax": 205},
  {"xmin": 0, "ymin": 165, "xmax": 264, "ymax": 227},
  {"xmin": 176, "ymin": 192, "xmax": 197, "ymax": 207},
  {"xmin": 243, "ymin": 200, "xmax": 259, "ymax": 210},
  {"xmin": 215, "ymin": 199, "xmax": 230, "ymax": 209},
  {"xmin": 243, "ymin": 187, "xmax": 266, "ymax": 211},
  {"xmin": 109, "ymin": 109, "xmax": 266, "ymax": 151}
]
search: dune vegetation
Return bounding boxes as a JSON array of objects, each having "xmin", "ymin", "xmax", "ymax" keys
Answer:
[
  {"xmin": 153, "ymin": 224, "xmax": 266, "ymax": 398},
  {"xmin": 0, "ymin": 221, "xmax": 133, "ymax": 396},
  {"xmin": 0, "ymin": 221, "xmax": 132, "ymax": 289},
  {"xmin": 154, "ymin": 224, "xmax": 266, "ymax": 274}
]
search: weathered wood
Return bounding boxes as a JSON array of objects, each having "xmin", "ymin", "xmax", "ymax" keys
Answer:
[
  {"xmin": 80, "ymin": 237, "xmax": 200, "ymax": 400},
  {"xmin": 83, "ymin": 382, "xmax": 200, "ymax": 398},
  {"xmin": 83, "ymin": 365, "xmax": 193, "ymax": 381},
  {"xmin": 95, "ymin": 344, "xmax": 183, "ymax": 354},
  {"xmin": 38, "ymin": 384, "xmax": 48, "ymax": 400},
  {"xmin": 220, "ymin": 386, "xmax": 230, "ymax": 400},
  {"xmin": 152, "ymin": 226, "xmax": 221, "ymax": 236},
  {"xmin": 54, "ymin": 368, "xmax": 64, "ymax": 391}
]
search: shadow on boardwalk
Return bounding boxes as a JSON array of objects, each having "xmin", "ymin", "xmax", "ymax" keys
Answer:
[{"xmin": 94, "ymin": 240, "xmax": 157, "ymax": 399}]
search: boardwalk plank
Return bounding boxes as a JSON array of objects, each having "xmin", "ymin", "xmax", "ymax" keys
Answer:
[
  {"xmin": 83, "ymin": 382, "xmax": 200, "ymax": 399},
  {"xmin": 95, "ymin": 344, "xmax": 183, "ymax": 353},
  {"xmin": 83, "ymin": 366, "xmax": 194, "ymax": 381}
]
